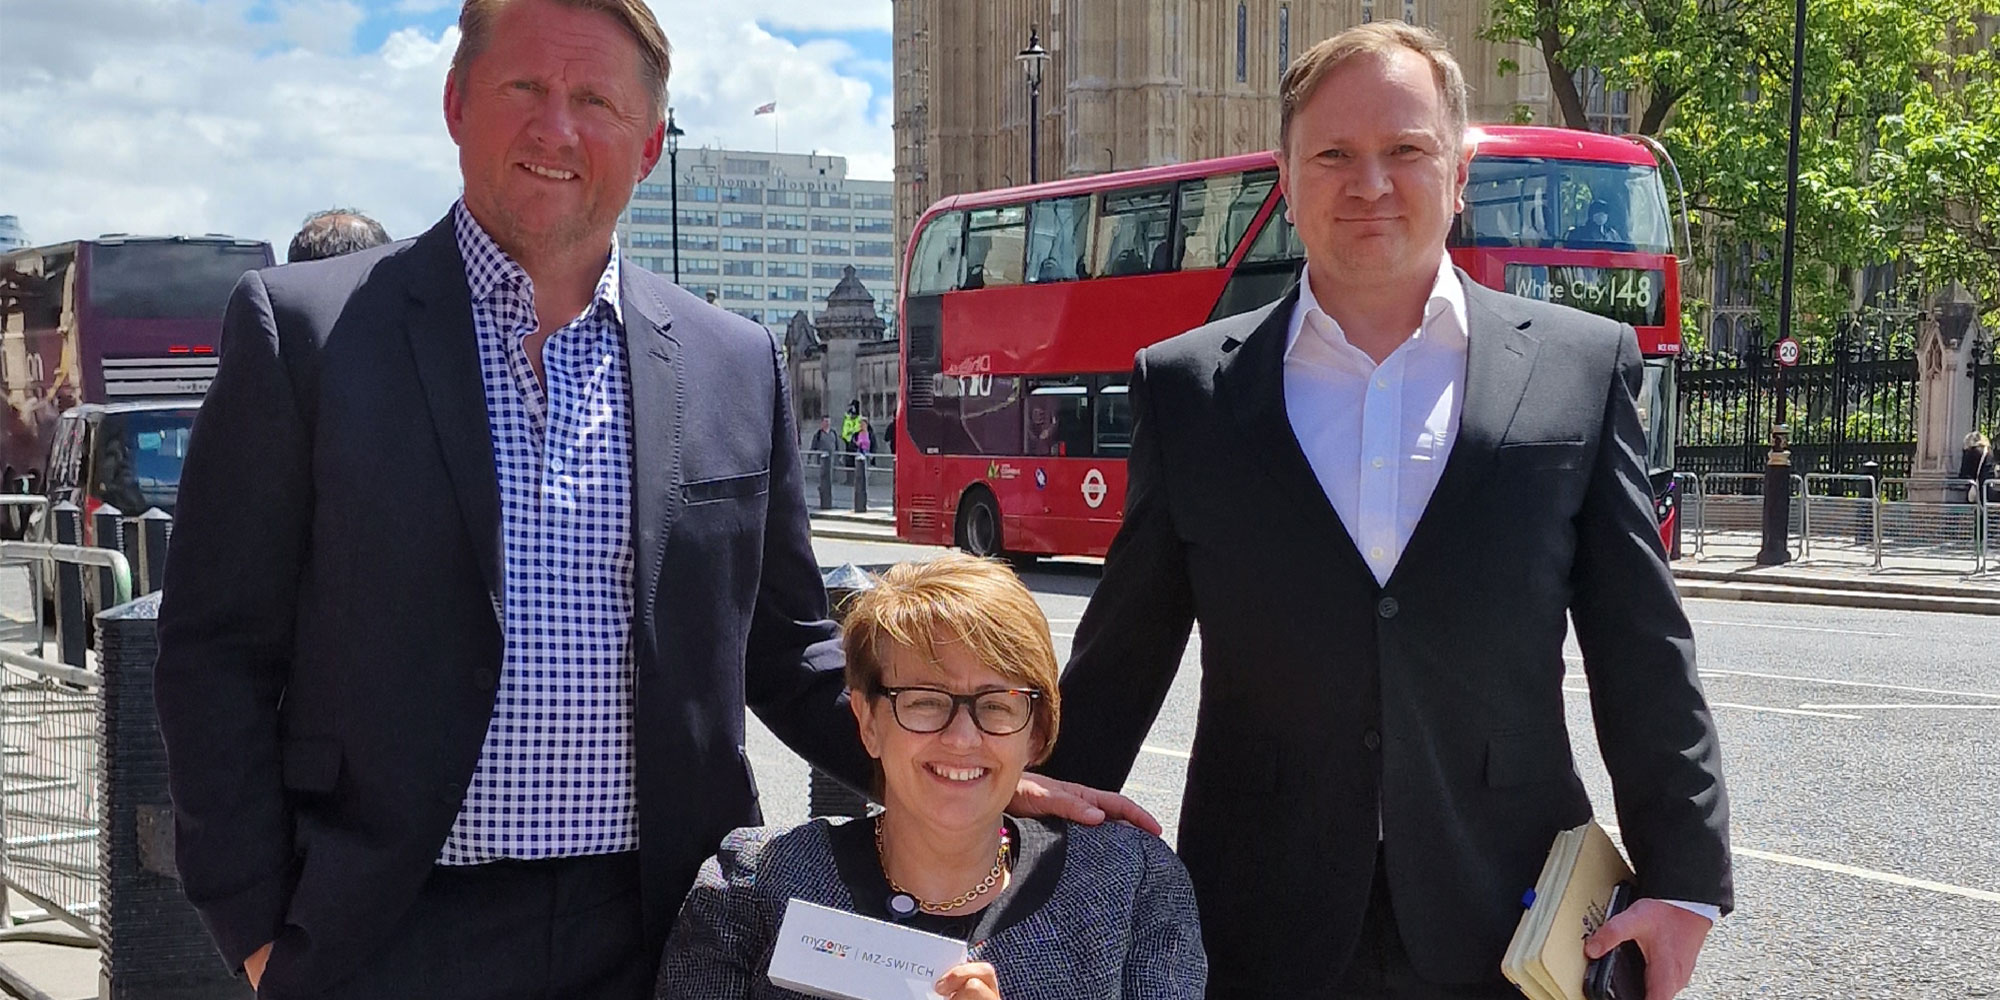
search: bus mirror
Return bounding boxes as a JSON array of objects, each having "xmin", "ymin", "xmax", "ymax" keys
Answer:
[{"xmin": 1623, "ymin": 133, "xmax": 1692, "ymax": 265}]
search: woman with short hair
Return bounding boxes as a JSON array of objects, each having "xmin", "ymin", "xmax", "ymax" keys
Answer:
[{"xmin": 655, "ymin": 554, "xmax": 1206, "ymax": 1000}]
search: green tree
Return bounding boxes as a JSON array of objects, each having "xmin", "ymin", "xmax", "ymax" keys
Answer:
[
  {"xmin": 1484, "ymin": 1, "xmax": 2000, "ymax": 344},
  {"xmin": 1870, "ymin": 22, "xmax": 2000, "ymax": 318}
]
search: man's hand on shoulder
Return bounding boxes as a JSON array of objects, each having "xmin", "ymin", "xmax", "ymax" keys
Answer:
[
  {"xmin": 1584, "ymin": 897, "xmax": 1713, "ymax": 999},
  {"xmin": 1010, "ymin": 773, "xmax": 1162, "ymax": 835}
]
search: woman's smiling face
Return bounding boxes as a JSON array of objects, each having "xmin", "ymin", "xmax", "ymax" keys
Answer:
[{"xmin": 852, "ymin": 637, "xmax": 1043, "ymax": 838}]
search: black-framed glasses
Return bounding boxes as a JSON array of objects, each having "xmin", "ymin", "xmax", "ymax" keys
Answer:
[{"xmin": 872, "ymin": 685, "xmax": 1042, "ymax": 736}]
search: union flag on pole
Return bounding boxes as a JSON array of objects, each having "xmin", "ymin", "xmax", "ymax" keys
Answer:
[{"xmin": 753, "ymin": 101, "xmax": 777, "ymax": 115}]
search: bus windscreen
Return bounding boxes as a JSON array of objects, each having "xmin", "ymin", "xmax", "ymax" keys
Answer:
[
  {"xmin": 1453, "ymin": 157, "xmax": 1673, "ymax": 255},
  {"xmin": 87, "ymin": 242, "xmax": 269, "ymax": 320}
]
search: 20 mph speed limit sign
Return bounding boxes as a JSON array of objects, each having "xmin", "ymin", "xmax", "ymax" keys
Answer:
[{"xmin": 1775, "ymin": 336, "xmax": 1802, "ymax": 367}]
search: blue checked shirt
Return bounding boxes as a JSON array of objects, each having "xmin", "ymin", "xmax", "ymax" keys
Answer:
[{"xmin": 439, "ymin": 201, "xmax": 639, "ymax": 864}]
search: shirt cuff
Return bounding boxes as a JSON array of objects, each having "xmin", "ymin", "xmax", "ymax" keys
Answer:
[{"xmin": 1658, "ymin": 898, "xmax": 1721, "ymax": 923}]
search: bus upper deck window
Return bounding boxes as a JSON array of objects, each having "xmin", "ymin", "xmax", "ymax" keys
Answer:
[
  {"xmin": 1027, "ymin": 196, "xmax": 1095, "ymax": 283},
  {"xmin": 965, "ymin": 206, "xmax": 1028, "ymax": 289},
  {"xmin": 1178, "ymin": 170, "xmax": 1276, "ymax": 270},
  {"xmin": 1094, "ymin": 186, "xmax": 1174, "ymax": 277},
  {"xmin": 908, "ymin": 212, "xmax": 966, "ymax": 295}
]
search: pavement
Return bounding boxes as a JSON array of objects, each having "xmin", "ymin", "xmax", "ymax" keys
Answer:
[{"xmin": 807, "ymin": 508, "xmax": 2000, "ymax": 615}]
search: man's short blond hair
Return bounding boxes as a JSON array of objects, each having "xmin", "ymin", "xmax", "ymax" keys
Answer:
[
  {"xmin": 841, "ymin": 554, "xmax": 1061, "ymax": 763},
  {"xmin": 452, "ymin": 0, "xmax": 670, "ymax": 120},
  {"xmin": 1279, "ymin": 20, "xmax": 1469, "ymax": 153}
]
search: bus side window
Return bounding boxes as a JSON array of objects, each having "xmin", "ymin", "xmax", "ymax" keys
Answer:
[
  {"xmin": 1024, "ymin": 377, "xmax": 1092, "ymax": 458},
  {"xmin": 908, "ymin": 212, "xmax": 966, "ymax": 295},
  {"xmin": 1027, "ymin": 195, "xmax": 1095, "ymax": 283},
  {"xmin": 1243, "ymin": 196, "xmax": 1303, "ymax": 264},
  {"xmin": 966, "ymin": 206, "xmax": 1028, "ymax": 289},
  {"xmin": 1093, "ymin": 377, "xmax": 1133, "ymax": 457},
  {"xmin": 1094, "ymin": 186, "xmax": 1174, "ymax": 277},
  {"xmin": 1178, "ymin": 170, "xmax": 1277, "ymax": 270}
]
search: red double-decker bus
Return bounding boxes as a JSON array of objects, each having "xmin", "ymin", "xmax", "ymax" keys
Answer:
[{"xmin": 894, "ymin": 125, "xmax": 1684, "ymax": 560}]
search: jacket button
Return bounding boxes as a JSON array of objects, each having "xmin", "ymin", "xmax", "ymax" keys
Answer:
[
  {"xmin": 438, "ymin": 782, "xmax": 465, "ymax": 806},
  {"xmin": 1377, "ymin": 597, "xmax": 1400, "ymax": 619},
  {"xmin": 1363, "ymin": 729, "xmax": 1382, "ymax": 751},
  {"xmin": 473, "ymin": 668, "xmax": 498, "ymax": 691}
]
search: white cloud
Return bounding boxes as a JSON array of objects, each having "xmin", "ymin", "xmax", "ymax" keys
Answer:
[{"xmin": 0, "ymin": 0, "xmax": 892, "ymax": 256}]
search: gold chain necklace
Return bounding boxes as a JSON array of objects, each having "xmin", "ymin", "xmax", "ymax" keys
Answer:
[{"xmin": 874, "ymin": 817, "xmax": 1012, "ymax": 914}]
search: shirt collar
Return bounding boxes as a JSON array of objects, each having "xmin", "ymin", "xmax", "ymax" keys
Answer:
[
  {"xmin": 1285, "ymin": 253, "xmax": 1467, "ymax": 361},
  {"xmin": 451, "ymin": 198, "xmax": 624, "ymax": 327}
]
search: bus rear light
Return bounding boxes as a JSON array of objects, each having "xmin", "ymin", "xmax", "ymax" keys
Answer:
[
  {"xmin": 192, "ymin": 345, "xmax": 215, "ymax": 354},
  {"xmin": 168, "ymin": 345, "xmax": 191, "ymax": 354}
]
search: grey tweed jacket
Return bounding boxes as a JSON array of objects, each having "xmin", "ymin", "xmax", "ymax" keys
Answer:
[{"xmin": 655, "ymin": 818, "xmax": 1207, "ymax": 999}]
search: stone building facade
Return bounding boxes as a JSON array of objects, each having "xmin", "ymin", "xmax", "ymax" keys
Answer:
[
  {"xmin": 891, "ymin": 0, "xmax": 1584, "ymax": 251},
  {"xmin": 784, "ymin": 266, "xmax": 901, "ymax": 448},
  {"xmin": 615, "ymin": 148, "xmax": 898, "ymax": 342}
]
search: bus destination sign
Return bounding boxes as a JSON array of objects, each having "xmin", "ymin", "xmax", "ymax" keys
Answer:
[{"xmin": 1503, "ymin": 265, "xmax": 1666, "ymax": 329}]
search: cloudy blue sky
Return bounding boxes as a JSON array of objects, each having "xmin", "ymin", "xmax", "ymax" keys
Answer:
[{"xmin": 0, "ymin": 0, "xmax": 895, "ymax": 255}]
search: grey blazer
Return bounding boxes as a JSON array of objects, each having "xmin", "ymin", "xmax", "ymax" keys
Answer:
[{"xmin": 656, "ymin": 818, "xmax": 1207, "ymax": 999}]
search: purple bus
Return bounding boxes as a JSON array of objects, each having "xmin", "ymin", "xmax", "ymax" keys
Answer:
[{"xmin": 0, "ymin": 234, "xmax": 273, "ymax": 506}]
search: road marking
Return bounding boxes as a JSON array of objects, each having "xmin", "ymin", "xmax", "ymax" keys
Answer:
[
  {"xmin": 1571, "ymin": 657, "xmax": 2000, "ymax": 701},
  {"xmin": 1698, "ymin": 668, "xmax": 2000, "ymax": 701},
  {"xmin": 1729, "ymin": 847, "xmax": 2000, "ymax": 904},
  {"xmin": 1564, "ymin": 686, "xmax": 1860, "ymax": 720},
  {"xmin": 1712, "ymin": 701, "xmax": 1861, "ymax": 720},
  {"xmin": 1799, "ymin": 703, "xmax": 2000, "ymax": 711},
  {"xmin": 1688, "ymin": 618, "xmax": 1902, "ymax": 638},
  {"xmin": 1598, "ymin": 822, "xmax": 2000, "ymax": 904},
  {"xmin": 1140, "ymin": 744, "xmax": 1192, "ymax": 760}
]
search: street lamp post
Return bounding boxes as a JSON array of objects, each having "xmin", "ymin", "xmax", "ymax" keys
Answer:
[
  {"xmin": 1757, "ymin": 0, "xmax": 1808, "ymax": 566},
  {"xmin": 666, "ymin": 107, "xmax": 685, "ymax": 283},
  {"xmin": 1017, "ymin": 27, "xmax": 1049, "ymax": 185}
]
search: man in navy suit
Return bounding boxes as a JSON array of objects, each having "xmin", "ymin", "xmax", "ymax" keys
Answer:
[
  {"xmin": 1044, "ymin": 22, "xmax": 1729, "ymax": 1000},
  {"xmin": 153, "ymin": 2, "xmax": 1137, "ymax": 996}
]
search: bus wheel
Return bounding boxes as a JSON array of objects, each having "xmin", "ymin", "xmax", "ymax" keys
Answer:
[{"xmin": 956, "ymin": 489, "xmax": 1004, "ymax": 559}]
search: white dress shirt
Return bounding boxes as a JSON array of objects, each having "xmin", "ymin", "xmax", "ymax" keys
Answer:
[
  {"xmin": 1280, "ymin": 255, "xmax": 1720, "ymax": 924},
  {"xmin": 1284, "ymin": 254, "xmax": 1466, "ymax": 585}
]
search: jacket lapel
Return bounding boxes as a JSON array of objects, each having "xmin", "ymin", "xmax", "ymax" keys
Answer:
[
  {"xmin": 1395, "ymin": 276, "xmax": 1539, "ymax": 578},
  {"xmin": 401, "ymin": 215, "xmax": 503, "ymax": 613},
  {"xmin": 620, "ymin": 272, "xmax": 683, "ymax": 623},
  {"xmin": 1216, "ymin": 286, "xmax": 1374, "ymax": 580}
]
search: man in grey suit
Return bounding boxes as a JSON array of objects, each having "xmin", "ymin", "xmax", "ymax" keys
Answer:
[
  {"xmin": 1041, "ymin": 22, "xmax": 1731, "ymax": 1000},
  {"xmin": 154, "ymin": 1, "xmax": 1136, "ymax": 996}
]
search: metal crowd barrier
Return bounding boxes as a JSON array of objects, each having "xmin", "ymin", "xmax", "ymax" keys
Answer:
[
  {"xmin": 1682, "ymin": 472, "xmax": 1993, "ymax": 576},
  {"xmin": 1672, "ymin": 472, "xmax": 1702, "ymax": 556},
  {"xmin": 0, "ymin": 496, "xmax": 50, "ymax": 545},
  {"xmin": 1801, "ymin": 474, "xmax": 1882, "ymax": 568},
  {"xmin": 1878, "ymin": 478, "xmax": 1982, "ymax": 571},
  {"xmin": 0, "ymin": 543, "xmax": 132, "ymax": 949},
  {"xmin": 1697, "ymin": 472, "xmax": 1804, "ymax": 555},
  {"xmin": 1986, "ymin": 482, "xmax": 2000, "ymax": 575}
]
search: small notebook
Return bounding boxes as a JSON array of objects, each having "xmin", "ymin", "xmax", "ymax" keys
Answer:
[{"xmin": 1501, "ymin": 821, "xmax": 1634, "ymax": 1000}]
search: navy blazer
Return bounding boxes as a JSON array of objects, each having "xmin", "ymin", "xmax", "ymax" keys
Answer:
[
  {"xmin": 154, "ymin": 214, "xmax": 870, "ymax": 995},
  {"xmin": 1043, "ymin": 277, "xmax": 1732, "ymax": 995}
]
